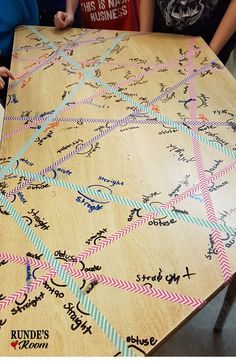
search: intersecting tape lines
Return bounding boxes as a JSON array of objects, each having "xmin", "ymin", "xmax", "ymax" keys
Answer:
[
  {"xmin": 0, "ymin": 192, "xmax": 136, "ymax": 357},
  {"xmin": 0, "ymin": 164, "xmax": 235, "ymax": 235},
  {"xmin": 0, "ymin": 27, "xmax": 235, "ymax": 356},
  {"xmin": 27, "ymin": 27, "xmax": 236, "ymax": 162},
  {"xmin": 0, "ymin": 252, "xmax": 205, "ymax": 309},
  {"xmin": 187, "ymin": 38, "xmax": 233, "ymax": 281},
  {"xmin": 0, "ymin": 30, "xmax": 126, "ymax": 182}
]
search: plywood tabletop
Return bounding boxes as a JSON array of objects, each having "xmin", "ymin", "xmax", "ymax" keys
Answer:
[{"xmin": 0, "ymin": 26, "xmax": 235, "ymax": 356}]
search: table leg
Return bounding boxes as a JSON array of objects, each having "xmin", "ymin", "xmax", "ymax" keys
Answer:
[{"xmin": 214, "ymin": 274, "xmax": 236, "ymax": 333}]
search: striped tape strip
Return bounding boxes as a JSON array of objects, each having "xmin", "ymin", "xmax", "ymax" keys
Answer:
[
  {"xmin": 29, "ymin": 27, "xmax": 236, "ymax": 161},
  {"xmin": 3, "ymin": 116, "xmax": 233, "ymax": 142},
  {"xmin": 0, "ymin": 252, "xmax": 206, "ymax": 309},
  {"xmin": 8, "ymin": 29, "xmax": 95, "ymax": 91},
  {"xmin": 0, "ymin": 192, "xmax": 136, "ymax": 357},
  {"xmin": 4, "ymin": 114, "xmax": 132, "ymax": 196},
  {"xmin": 1, "ymin": 164, "xmax": 235, "ymax": 235},
  {"xmin": 187, "ymin": 39, "xmax": 232, "ymax": 281},
  {"xmin": 0, "ymin": 31, "xmax": 126, "ymax": 183},
  {"xmin": 1, "ymin": 30, "xmax": 138, "ymax": 356},
  {"xmin": 1, "ymin": 161, "xmax": 235, "ymax": 273}
]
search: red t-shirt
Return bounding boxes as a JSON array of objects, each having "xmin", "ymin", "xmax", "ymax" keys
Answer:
[{"xmin": 79, "ymin": 0, "xmax": 140, "ymax": 31}]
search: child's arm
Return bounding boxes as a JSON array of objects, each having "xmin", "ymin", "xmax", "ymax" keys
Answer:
[
  {"xmin": 140, "ymin": 0, "xmax": 156, "ymax": 32},
  {"xmin": 54, "ymin": 0, "xmax": 78, "ymax": 30},
  {"xmin": 210, "ymin": 0, "xmax": 236, "ymax": 56},
  {"xmin": 0, "ymin": 67, "xmax": 15, "ymax": 90}
]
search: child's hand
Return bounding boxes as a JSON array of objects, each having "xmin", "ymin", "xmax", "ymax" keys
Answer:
[
  {"xmin": 54, "ymin": 11, "xmax": 74, "ymax": 30},
  {"xmin": 0, "ymin": 67, "xmax": 15, "ymax": 90}
]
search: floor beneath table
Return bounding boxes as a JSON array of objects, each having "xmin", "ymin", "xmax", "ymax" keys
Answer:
[{"xmin": 152, "ymin": 287, "xmax": 236, "ymax": 356}]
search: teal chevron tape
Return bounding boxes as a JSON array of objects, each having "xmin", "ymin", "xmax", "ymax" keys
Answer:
[
  {"xmin": 0, "ymin": 191, "xmax": 135, "ymax": 357},
  {"xmin": 0, "ymin": 30, "xmax": 126, "ymax": 182},
  {"xmin": 1, "ymin": 164, "xmax": 235, "ymax": 235},
  {"xmin": 29, "ymin": 26, "xmax": 236, "ymax": 161}
]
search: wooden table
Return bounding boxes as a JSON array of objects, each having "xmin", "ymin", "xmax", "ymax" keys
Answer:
[
  {"xmin": 0, "ymin": 26, "xmax": 235, "ymax": 356},
  {"xmin": 0, "ymin": 103, "xmax": 4, "ymax": 139}
]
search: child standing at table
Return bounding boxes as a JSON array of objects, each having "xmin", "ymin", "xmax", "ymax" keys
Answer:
[
  {"xmin": 139, "ymin": 0, "xmax": 236, "ymax": 64},
  {"xmin": 0, "ymin": 0, "xmax": 39, "ymax": 106},
  {"xmin": 54, "ymin": 0, "xmax": 140, "ymax": 31}
]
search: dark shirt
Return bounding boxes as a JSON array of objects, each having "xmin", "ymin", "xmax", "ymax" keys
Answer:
[{"xmin": 153, "ymin": 0, "xmax": 235, "ymax": 64}]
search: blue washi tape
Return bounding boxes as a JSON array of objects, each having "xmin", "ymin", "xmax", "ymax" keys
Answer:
[{"xmin": 1, "ymin": 165, "xmax": 235, "ymax": 236}]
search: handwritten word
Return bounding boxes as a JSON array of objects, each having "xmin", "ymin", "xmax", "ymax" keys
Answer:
[
  {"xmin": 34, "ymin": 130, "xmax": 54, "ymax": 146},
  {"xmin": 24, "ymin": 209, "xmax": 50, "ymax": 230},
  {"xmin": 56, "ymin": 167, "xmax": 72, "ymax": 176},
  {"xmin": 0, "ymin": 293, "xmax": 6, "ymax": 300},
  {"xmin": 26, "ymin": 252, "xmax": 43, "ymax": 260},
  {"xmin": 11, "ymin": 292, "xmax": 45, "ymax": 315},
  {"xmin": 54, "ymin": 250, "xmax": 77, "ymax": 263},
  {"xmin": 158, "ymin": 128, "xmax": 178, "ymax": 135},
  {"xmin": 120, "ymin": 126, "xmax": 140, "ymax": 132},
  {"xmin": 15, "ymin": 340, "xmax": 48, "ymax": 350},
  {"xmin": 167, "ymin": 144, "xmax": 195, "ymax": 163},
  {"xmin": 128, "ymin": 208, "xmax": 143, "ymax": 222},
  {"xmin": 205, "ymin": 160, "xmax": 223, "ymax": 175},
  {"xmin": 21, "ymin": 77, "xmax": 32, "ymax": 89},
  {"xmin": 57, "ymin": 138, "xmax": 83, "ymax": 153},
  {"xmin": 213, "ymin": 109, "xmax": 235, "ymax": 117},
  {"xmin": 168, "ymin": 175, "xmax": 190, "ymax": 197},
  {"xmin": 208, "ymin": 181, "xmax": 228, "ymax": 193},
  {"xmin": 136, "ymin": 266, "xmax": 196, "ymax": 286},
  {"xmin": 205, "ymin": 131, "xmax": 229, "ymax": 146},
  {"xmin": 126, "ymin": 336, "xmax": 157, "ymax": 347},
  {"xmin": 26, "ymin": 182, "xmax": 50, "ymax": 190},
  {"xmin": 85, "ymin": 280, "xmax": 98, "ymax": 294},
  {"xmin": 43, "ymin": 281, "xmax": 64, "ymax": 299},
  {"xmin": 174, "ymin": 208, "xmax": 189, "ymax": 215},
  {"xmin": 20, "ymin": 158, "xmax": 34, "ymax": 166},
  {"xmin": 98, "ymin": 176, "xmax": 124, "ymax": 187},
  {"xmin": 26, "ymin": 260, "xmax": 31, "ymax": 285},
  {"xmin": 44, "ymin": 121, "xmax": 59, "ymax": 133},
  {"xmin": 86, "ymin": 142, "xmax": 100, "ymax": 158},
  {"xmin": 0, "ymin": 181, "xmax": 8, "ymax": 193},
  {"xmin": 142, "ymin": 192, "xmax": 160, "ymax": 204},
  {"xmin": 76, "ymin": 193, "xmax": 103, "ymax": 213},
  {"xmin": 17, "ymin": 192, "xmax": 27, "ymax": 204},
  {"xmin": 205, "ymin": 234, "xmax": 218, "ymax": 260},
  {"xmin": 148, "ymin": 217, "xmax": 177, "ymax": 227},
  {"xmin": 63, "ymin": 302, "xmax": 92, "ymax": 335}
]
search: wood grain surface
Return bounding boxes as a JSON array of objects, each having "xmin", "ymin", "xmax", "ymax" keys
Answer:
[{"xmin": 0, "ymin": 26, "xmax": 235, "ymax": 356}]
